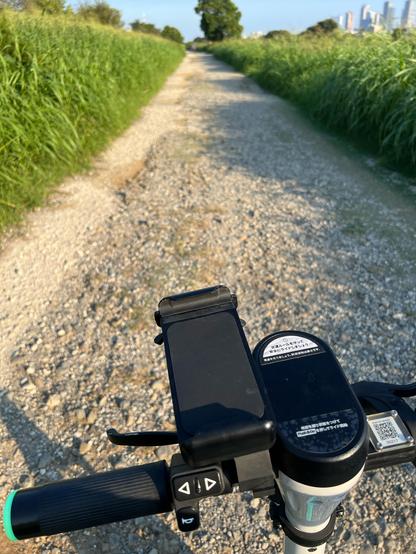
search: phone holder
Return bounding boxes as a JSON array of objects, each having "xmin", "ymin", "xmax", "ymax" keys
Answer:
[{"xmin": 155, "ymin": 285, "xmax": 276, "ymax": 468}]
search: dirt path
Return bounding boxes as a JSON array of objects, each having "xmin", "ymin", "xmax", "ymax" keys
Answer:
[
  {"xmin": 0, "ymin": 61, "xmax": 189, "ymax": 387},
  {"xmin": 0, "ymin": 53, "xmax": 415, "ymax": 554}
]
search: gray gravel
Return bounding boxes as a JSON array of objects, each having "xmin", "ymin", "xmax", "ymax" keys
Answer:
[{"xmin": 0, "ymin": 53, "xmax": 415, "ymax": 553}]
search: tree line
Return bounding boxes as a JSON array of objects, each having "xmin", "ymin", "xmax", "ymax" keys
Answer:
[
  {"xmin": 192, "ymin": 1, "xmax": 343, "ymax": 42},
  {"xmin": 0, "ymin": 0, "xmax": 368, "ymax": 48},
  {"xmin": 0, "ymin": 1, "xmax": 184, "ymax": 43}
]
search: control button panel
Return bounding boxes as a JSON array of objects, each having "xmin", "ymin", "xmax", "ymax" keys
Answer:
[{"xmin": 173, "ymin": 470, "xmax": 223, "ymax": 501}]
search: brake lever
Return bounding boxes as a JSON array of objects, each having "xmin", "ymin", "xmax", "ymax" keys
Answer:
[
  {"xmin": 353, "ymin": 380, "xmax": 416, "ymax": 469},
  {"xmin": 107, "ymin": 428, "xmax": 178, "ymax": 447},
  {"xmin": 352, "ymin": 380, "xmax": 416, "ymax": 413},
  {"xmin": 392, "ymin": 382, "xmax": 416, "ymax": 398}
]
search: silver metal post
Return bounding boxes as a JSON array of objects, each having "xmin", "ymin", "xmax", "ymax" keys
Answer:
[{"xmin": 284, "ymin": 536, "xmax": 327, "ymax": 554}]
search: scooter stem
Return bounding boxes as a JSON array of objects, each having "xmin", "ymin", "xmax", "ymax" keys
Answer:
[{"xmin": 284, "ymin": 536, "xmax": 326, "ymax": 554}]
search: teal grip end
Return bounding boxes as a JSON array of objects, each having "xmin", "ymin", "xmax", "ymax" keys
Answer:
[{"xmin": 3, "ymin": 490, "xmax": 18, "ymax": 541}]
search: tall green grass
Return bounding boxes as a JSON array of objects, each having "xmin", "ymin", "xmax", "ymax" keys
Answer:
[
  {"xmin": 0, "ymin": 12, "xmax": 184, "ymax": 231},
  {"xmin": 209, "ymin": 34, "xmax": 416, "ymax": 173}
]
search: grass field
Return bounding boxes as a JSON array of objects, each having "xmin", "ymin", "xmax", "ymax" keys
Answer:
[
  {"xmin": 0, "ymin": 12, "xmax": 184, "ymax": 232},
  {"xmin": 209, "ymin": 34, "xmax": 416, "ymax": 174}
]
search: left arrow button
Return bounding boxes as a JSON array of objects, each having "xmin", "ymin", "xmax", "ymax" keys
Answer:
[{"xmin": 178, "ymin": 482, "xmax": 191, "ymax": 495}]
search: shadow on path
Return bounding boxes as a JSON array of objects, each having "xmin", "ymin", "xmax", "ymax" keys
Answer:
[
  {"xmin": 193, "ymin": 53, "xmax": 416, "ymax": 386},
  {"xmin": 199, "ymin": 54, "xmax": 416, "ymax": 227},
  {"xmin": 0, "ymin": 391, "xmax": 193, "ymax": 554}
]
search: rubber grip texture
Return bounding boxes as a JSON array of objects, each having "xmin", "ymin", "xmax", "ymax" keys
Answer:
[{"xmin": 11, "ymin": 462, "xmax": 172, "ymax": 539}]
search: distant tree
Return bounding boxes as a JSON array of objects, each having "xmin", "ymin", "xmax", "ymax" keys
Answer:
[
  {"xmin": 0, "ymin": 0, "xmax": 66, "ymax": 12},
  {"xmin": 392, "ymin": 28, "xmax": 405, "ymax": 40},
  {"xmin": 78, "ymin": 1, "xmax": 122, "ymax": 27},
  {"xmin": 305, "ymin": 18, "xmax": 338, "ymax": 34},
  {"xmin": 0, "ymin": 0, "xmax": 24, "ymax": 8},
  {"xmin": 161, "ymin": 25, "xmax": 184, "ymax": 43},
  {"xmin": 195, "ymin": 0, "xmax": 243, "ymax": 41},
  {"xmin": 265, "ymin": 30, "xmax": 291, "ymax": 39},
  {"xmin": 32, "ymin": 0, "xmax": 65, "ymax": 13},
  {"xmin": 130, "ymin": 20, "xmax": 160, "ymax": 35}
]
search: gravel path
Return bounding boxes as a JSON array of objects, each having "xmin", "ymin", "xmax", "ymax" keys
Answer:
[
  {"xmin": 0, "ymin": 59, "xmax": 187, "ymax": 382},
  {"xmin": 0, "ymin": 52, "xmax": 415, "ymax": 554}
]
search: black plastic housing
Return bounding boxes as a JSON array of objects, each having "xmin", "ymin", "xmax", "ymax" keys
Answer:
[
  {"xmin": 253, "ymin": 331, "xmax": 368, "ymax": 487},
  {"xmin": 157, "ymin": 286, "xmax": 275, "ymax": 467},
  {"xmin": 353, "ymin": 380, "xmax": 416, "ymax": 470}
]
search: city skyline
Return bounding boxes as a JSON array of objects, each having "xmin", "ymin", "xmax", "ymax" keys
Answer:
[
  {"xmin": 65, "ymin": 1, "xmax": 416, "ymax": 39},
  {"xmin": 337, "ymin": 0, "xmax": 416, "ymax": 31}
]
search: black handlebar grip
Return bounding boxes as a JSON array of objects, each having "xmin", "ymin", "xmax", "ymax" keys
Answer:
[{"xmin": 4, "ymin": 462, "xmax": 172, "ymax": 540}]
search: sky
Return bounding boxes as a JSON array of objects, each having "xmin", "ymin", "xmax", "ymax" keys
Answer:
[{"xmin": 68, "ymin": 1, "xmax": 408, "ymax": 40}]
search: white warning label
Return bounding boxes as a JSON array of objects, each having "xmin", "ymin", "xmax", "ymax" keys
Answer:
[
  {"xmin": 296, "ymin": 418, "xmax": 349, "ymax": 438},
  {"xmin": 262, "ymin": 335, "xmax": 322, "ymax": 363}
]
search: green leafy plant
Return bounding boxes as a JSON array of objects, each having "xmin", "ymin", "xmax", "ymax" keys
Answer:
[{"xmin": 0, "ymin": 11, "xmax": 184, "ymax": 232}]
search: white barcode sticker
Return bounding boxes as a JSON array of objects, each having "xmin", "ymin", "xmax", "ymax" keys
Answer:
[{"xmin": 368, "ymin": 414, "xmax": 408, "ymax": 450}]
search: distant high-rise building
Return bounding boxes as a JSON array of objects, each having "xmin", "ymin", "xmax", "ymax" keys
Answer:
[
  {"xmin": 345, "ymin": 10, "xmax": 355, "ymax": 32},
  {"xmin": 337, "ymin": 14, "xmax": 344, "ymax": 28},
  {"xmin": 383, "ymin": 1, "xmax": 395, "ymax": 31},
  {"xmin": 364, "ymin": 10, "xmax": 384, "ymax": 32},
  {"xmin": 402, "ymin": 0, "xmax": 416, "ymax": 28},
  {"xmin": 360, "ymin": 4, "xmax": 372, "ymax": 29},
  {"xmin": 368, "ymin": 11, "xmax": 385, "ymax": 32},
  {"xmin": 373, "ymin": 12, "xmax": 382, "ymax": 25},
  {"xmin": 358, "ymin": 3, "xmax": 389, "ymax": 33}
]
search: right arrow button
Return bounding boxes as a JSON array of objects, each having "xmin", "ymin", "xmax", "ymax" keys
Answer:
[
  {"xmin": 204, "ymin": 477, "xmax": 217, "ymax": 492},
  {"xmin": 199, "ymin": 470, "xmax": 222, "ymax": 496}
]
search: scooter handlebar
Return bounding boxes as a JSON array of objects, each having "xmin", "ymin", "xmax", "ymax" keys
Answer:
[{"xmin": 4, "ymin": 462, "xmax": 172, "ymax": 540}]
